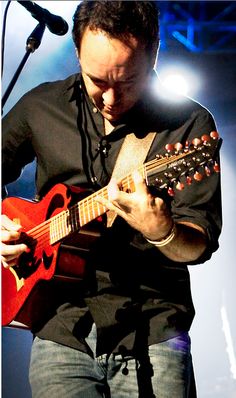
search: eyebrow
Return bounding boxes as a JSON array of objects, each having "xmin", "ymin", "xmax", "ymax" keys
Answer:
[
  {"xmin": 87, "ymin": 75, "xmax": 107, "ymax": 83},
  {"xmin": 86, "ymin": 73, "xmax": 136, "ymax": 84}
]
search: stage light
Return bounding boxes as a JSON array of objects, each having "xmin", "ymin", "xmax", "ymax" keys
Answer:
[
  {"xmin": 156, "ymin": 65, "xmax": 200, "ymax": 100},
  {"xmin": 161, "ymin": 73, "xmax": 189, "ymax": 96}
]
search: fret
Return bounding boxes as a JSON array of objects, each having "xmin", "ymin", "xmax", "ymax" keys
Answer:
[
  {"xmin": 64, "ymin": 210, "xmax": 71, "ymax": 237},
  {"xmin": 63, "ymin": 212, "xmax": 68, "ymax": 237},
  {"xmin": 57, "ymin": 212, "xmax": 64, "ymax": 240},
  {"xmin": 68, "ymin": 209, "xmax": 75, "ymax": 235},
  {"xmin": 74, "ymin": 205, "xmax": 80, "ymax": 230},
  {"xmin": 79, "ymin": 200, "xmax": 86, "ymax": 227},
  {"xmin": 86, "ymin": 197, "xmax": 92, "ymax": 223},
  {"xmin": 50, "ymin": 215, "xmax": 58, "ymax": 244},
  {"xmin": 91, "ymin": 197, "xmax": 96, "ymax": 220},
  {"xmin": 98, "ymin": 201, "xmax": 107, "ymax": 217},
  {"xmin": 71, "ymin": 207, "xmax": 78, "ymax": 233},
  {"xmin": 68, "ymin": 210, "xmax": 73, "ymax": 234},
  {"xmin": 96, "ymin": 201, "xmax": 101, "ymax": 217},
  {"xmin": 59, "ymin": 212, "xmax": 65, "ymax": 239}
]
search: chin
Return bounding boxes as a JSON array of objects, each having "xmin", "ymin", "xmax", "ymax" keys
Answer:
[{"xmin": 103, "ymin": 111, "xmax": 121, "ymax": 122}]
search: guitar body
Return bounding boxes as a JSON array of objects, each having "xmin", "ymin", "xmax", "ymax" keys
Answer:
[{"xmin": 2, "ymin": 184, "xmax": 99, "ymax": 327}]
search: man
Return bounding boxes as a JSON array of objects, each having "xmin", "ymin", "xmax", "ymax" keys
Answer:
[{"xmin": 1, "ymin": 1, "xmax": 222, "ymax": 397}]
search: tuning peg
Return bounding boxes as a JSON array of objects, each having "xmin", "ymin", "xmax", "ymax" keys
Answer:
[
  {"xmin": 174, "ymin": 142, "xmax": 183, "ymax": 152},
  {"xmin": 186, "ymin": 175, "xmax": 192, "ymax": 185},
  {"xmin": 210, "ymin": 131, "xmax": 219, "ymax": 140},
  {"xmin": 201, "ymin": 134, "xmax": 210, "ymax": 144},
  {"xmin": 184, "ymin": 140, "xmax": 190, "ymax": 150},
  {"xmin": 213, "ymin": 161, "xmax": 220, "ymax": 173},
  {"xmin": 204, "ymin": 165, "xmax": 211, "ymax": 176},
  {"xmin": 176, "ymin": 181, "xmax": 185, "ymax": 191},
  {"xmin": 167, "ymin": 186, "xmax": 175, "ymax": 196},
  {"xmin": 193, "ymin": 171, "xmax": 203, "ymax": 181},
  {"xmin": 192, "ymin": 137, "xmax": 202, "ymax": 147},
  {"xmin": 165, "ymin": 143, "xmax": 174, "ymax": 153}
]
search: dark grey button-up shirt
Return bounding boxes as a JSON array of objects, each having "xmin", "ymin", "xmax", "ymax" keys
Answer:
[{"xmin": 2, "ymin": 72, "xmax": 222, "ymax": 356}]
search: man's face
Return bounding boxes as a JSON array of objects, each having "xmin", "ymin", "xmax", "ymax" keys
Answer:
[{"xmin": 79, "ymin": 27, "xmax": 154, "ymax": 123}]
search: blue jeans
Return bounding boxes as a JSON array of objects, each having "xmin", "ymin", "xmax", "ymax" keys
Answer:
[{"xmin": 29, "ymin": 324, "xmax": 196, "ymax": 398}]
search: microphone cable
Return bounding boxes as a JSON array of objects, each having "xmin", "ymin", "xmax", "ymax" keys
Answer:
[{"xmin": 1, "ymin": 1, "xmax": 11, "ymax": 77}]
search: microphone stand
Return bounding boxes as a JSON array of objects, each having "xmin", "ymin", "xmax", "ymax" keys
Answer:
[{"xmin": 2, "ymin": 22, "xmax": 46, "ymax": 111}]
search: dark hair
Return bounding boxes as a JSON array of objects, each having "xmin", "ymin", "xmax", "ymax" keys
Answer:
[{"xmin": 72, "ymin": 1, "xmax": 159, "ymax": 56}]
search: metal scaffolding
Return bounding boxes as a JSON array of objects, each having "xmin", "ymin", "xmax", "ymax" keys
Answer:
[{"xmin": 158, "ymin": 1, "xmax": 236, "ymax": 53}]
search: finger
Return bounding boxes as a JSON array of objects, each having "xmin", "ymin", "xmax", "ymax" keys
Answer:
[
  {"xmin": 1, "ymin": 229, "xmax": 21, "ymax": 242},
  {"xmin": 1, "ymin": 215, "xmax": 22, "ymax": 231},
  {"xmin": 1, "ymin": 242, "xmax": 28, "ymax": 257},
  {"xmin": 107, "ymin": 178, "xmax": 120, "ymax": 201},
  {"xmin": 95, "ymin": 194, "xmax": 129, "ymax": 220},
  {"xmin": 96, "ymin": 194, "xmax": 119, "ymax": 213},
  {"xmin": 1, "ymin": 242, "xmax": 28, "ymax": 269},
  {"xmin": 132, "ymin": 171, "xmax": 148, "ymax": 196},
  {"xmin": 1, "ymin": 256, "xmax": 20, "ymax": 269},
  {"xmin": 1, "ymin": 258, "xmax": 10, "ymax": 269},
  {"xmin": 95, "ymin": 194, "xmax": 111, "ymax": 209}
]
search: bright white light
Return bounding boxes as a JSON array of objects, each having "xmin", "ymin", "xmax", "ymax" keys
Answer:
[
  {"xmin": 161, "ymin": 73, "xmax": 189, "ymax": 96},
  {"xmin": 157, "ymin": 65, "xmax": 200, "ymax": 99}
]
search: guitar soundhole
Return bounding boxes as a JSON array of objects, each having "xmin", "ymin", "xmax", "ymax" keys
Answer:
[
  {"xmin": 46, "ymin": 193, "xmax": 66, "ymax": 219},
  {"xmin": 14, "ymin": 252, "xmax": 41, "ymax": 280},
  {"xmin": 13, "ymin": 232, "xmax": 41, "ymax": 279},
  {"xmin": 42, "ymin": 251, "xmax": 54, "ymax": 270}
]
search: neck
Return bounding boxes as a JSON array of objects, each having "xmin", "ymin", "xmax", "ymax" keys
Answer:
[{"xmin": 104, "ymin": 118, "xmax": 115, "ymax": 135}]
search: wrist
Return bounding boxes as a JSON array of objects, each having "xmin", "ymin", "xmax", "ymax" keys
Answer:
[{"xmin": 145, "ymin": 222, "xmax": 177, "ymax": 247}]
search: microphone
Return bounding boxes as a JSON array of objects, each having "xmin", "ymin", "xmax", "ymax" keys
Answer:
[{"xmin": 17, "ymin": 1, "xmax": 69, "ymax": 36}]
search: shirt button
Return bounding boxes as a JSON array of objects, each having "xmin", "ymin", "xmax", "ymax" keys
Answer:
[{"xmin": 93, "ymin": 107, "xmax": 98, "ymax": 113}]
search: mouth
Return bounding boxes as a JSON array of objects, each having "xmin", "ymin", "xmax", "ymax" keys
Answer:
[
  {"xmin": 103, "ymin": 105, "xmax": 121, "ymax": 115},
  {"xmin": 104, "ymin": 109, "xmax": 118, "ymax": 115}
]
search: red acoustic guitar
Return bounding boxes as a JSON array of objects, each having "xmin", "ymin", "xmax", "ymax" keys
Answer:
[{"xmin": 2, "ymin": 132, "xmax": 221, "ymax": 327}]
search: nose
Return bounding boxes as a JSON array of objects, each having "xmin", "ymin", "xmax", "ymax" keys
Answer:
[{"xmin": 102, "ymin": 87, "xmax": 120, "ymax": 107}]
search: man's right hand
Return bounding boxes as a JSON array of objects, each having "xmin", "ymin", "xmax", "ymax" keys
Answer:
[{"xmin": 1, "ymin": 215, "xmax": 28, "ymax": 268}]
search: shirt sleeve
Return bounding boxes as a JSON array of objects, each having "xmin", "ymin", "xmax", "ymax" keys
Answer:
[
  {"xmin": 2, "ymin": 94, "xmax": 35, "ymax": 187},
  {"xmin": 170, "ymin": 107, "xmax": 222, "ymax": 259}
]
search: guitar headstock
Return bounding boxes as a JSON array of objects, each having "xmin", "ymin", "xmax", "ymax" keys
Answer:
[{"xmin": 146, "ymin": 131, "xmax": 222, "ymax": 196}]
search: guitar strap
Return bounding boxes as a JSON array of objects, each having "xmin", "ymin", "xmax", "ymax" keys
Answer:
[{"xmin": 107, "ymin": 131, "xmax": 157, "ymax": 227}]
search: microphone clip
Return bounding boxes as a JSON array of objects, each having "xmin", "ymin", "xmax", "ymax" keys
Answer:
[{"xmin": 97, "ymin": 138, "xmax": 111, "ymax": 158}]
